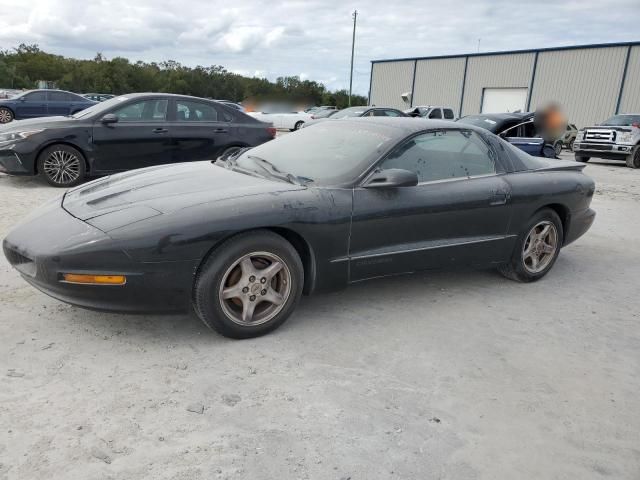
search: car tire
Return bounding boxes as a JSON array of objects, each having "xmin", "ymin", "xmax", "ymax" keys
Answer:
[
  {"xmin": 293, "ymin": 121, "xmax": 304, "ymax": 131},
  {"xmin": 219, "ymin": 146, "xmax": 244, "ymax": 159},
  {"xmin": 626, "ymin": 146, "xmax": 640, "ymax": 169},
  {"xmin": 554, "ymin": 141, "xmax": 562, "ymax": 157},
  {"xmin": 568, "ymin": 139, "xmax": 575, "ymax": 152},
  {"xmin": 575, "ymin": 155, "xmax": 590, "ymax": 163},
  {"xmin": 0, "ymin": 107, "xmax": 14, "ymax": 123},
  {"xmin": 498, "ymin": 208, "xmax": 564, "ymax": 283},
  {"xmin": 193, "ymin": 230, "xmax": 304, "ymax": 339},
  {"xmin": 37, "ymin": 144, "xmax": 87, "ymax": 188}
]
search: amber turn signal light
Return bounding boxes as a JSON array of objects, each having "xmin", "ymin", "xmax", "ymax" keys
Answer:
[{"xmin": 62, "ymin": 274, "xmax": 126, "ymax": 285}]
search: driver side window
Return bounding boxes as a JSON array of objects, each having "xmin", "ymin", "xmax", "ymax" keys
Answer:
[{"xmin": 379, "ymin": 129, "xmax": 496, "ymax": 183}]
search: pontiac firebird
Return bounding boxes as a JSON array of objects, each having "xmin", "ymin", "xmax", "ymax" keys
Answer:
[{"xmin": 3, "ymin": 118, "xmax": 595, "ymax": 338}]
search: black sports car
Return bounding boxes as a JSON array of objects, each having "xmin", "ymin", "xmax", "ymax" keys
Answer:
[
  {"xmin": 0, "ymin": 93, "xmax": 276, "ymax": 187},
  {"xmin": 3, "ymin": 118, "xmax": 596, "ymax": 339}
]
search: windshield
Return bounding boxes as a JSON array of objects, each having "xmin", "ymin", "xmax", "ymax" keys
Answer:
[
  {"xmin": 234, "ymin": 122, "xmax": 397, "ymax": 186},
  {"xmin": 601, "ymin": 114, "xmax": 640, "ymax": 126},
  {"xmin": 331, "ymin": 107, "xmax": 367, "ymax": 119},
  {"xmin": 456, "ymin": 115, "xmax": 500, "ymax": 132},
  {"xmin": 72, "ymin": 95, "xmax": 131, "ymax": 118}
]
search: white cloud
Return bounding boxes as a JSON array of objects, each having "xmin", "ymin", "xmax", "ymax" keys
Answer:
[{"xmin": 0, "ymin": 0, "xmax": 638, "ymax": 94}]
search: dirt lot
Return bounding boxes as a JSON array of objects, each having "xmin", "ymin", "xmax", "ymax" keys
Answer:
[{"xmin": 1, "ymin": 153, "xmax": 639, "ymax": 480}]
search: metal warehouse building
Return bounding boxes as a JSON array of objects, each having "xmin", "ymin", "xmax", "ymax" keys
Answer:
[{"xmin": 368, "ymin": 41, "xmax": 640, "ymax": 127}]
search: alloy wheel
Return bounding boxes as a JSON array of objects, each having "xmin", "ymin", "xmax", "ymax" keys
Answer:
[
  {"xmin": 218, "ymin": 251, "xmax": 292, "ymax": 326},
  {"xmin": 522, "ymin": 221, "xmax": 558, "ymax": 274},
  {"xmin": 43, "ymin": 150, "xmax": 81, "ymax": 185},
  {"xmin": 0, "ymin": 108, "xmax": 12, "ymax": 123}
]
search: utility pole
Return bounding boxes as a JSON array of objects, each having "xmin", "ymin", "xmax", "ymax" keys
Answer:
[{"xmin": 349, "ymin": 10, "xmax": 357, "ymax": 107}]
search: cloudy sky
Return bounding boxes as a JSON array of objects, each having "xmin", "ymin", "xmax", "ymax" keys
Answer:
[{"xmin": 0, "ymin": 0, "xmax": 638, "ymax": 94}]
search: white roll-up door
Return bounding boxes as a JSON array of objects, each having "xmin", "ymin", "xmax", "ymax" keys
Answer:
[{"xmin": 481, "ymin": 88, "xmax": 528, "ymax": 113}]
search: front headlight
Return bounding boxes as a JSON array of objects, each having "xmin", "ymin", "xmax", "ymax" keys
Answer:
[
  {"xmin": 618, "ymin": 132, "xmax": 633, "ymax": 144},
  {"xmin": 575, "ymin": 130, "xmax": 585, "ymax": 141},
  {"xmin": 0, "ymin": 129, "xmax": 44, "ymax": 144}
]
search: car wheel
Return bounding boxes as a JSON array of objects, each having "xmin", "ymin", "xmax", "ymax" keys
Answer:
[
  {"xmin": 575, "ymin": 155, "xmax": 590, "ymax": 163},
  {"xmin": 0, "ymin": 107, "xmax": 14, "ymax": 123},
  {"xmin": 37, "ymin": 144, "xmax": 87, "ymax": 188},
  {"xmin": 219, "ymin": 146, "xmax": 243, "ymax": 159},
  {"xmin": 626, "ymin": 146, "xmax": 640, "ymax": 169},
  {"xmin": 554, "ymin": 141, "xmax": 562, "ymax": 157},
  {"xmin": 294, "ymin": 121, "xmax": 304, "ymax": 131},
  {"xmin": 498, "ymin": 208, "xmax": 563, "ymax": 283},
  {"xmin": 568, "ymin": 139, "xmax": 575, "ymax": 152},
  {"xmin": 193, "ymin": 230, "xmax": 304, "ymax": 339}
]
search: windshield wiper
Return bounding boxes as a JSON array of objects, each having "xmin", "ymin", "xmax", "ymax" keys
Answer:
[{"xmin": 246, "ymin": 155, "xmax": 312, "ymax": 185}]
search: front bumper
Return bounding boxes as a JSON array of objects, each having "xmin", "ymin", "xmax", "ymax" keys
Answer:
[
  {"xmin": 0, "ymin": 148, "xmax": 32, "ymax": 174},
  {"xmin": 574, "ymin": 142, "xmax": 633, "ymax": 159},
  {"xmin": 3, "ymin": 201, "xmax": 198, "ymax": 313}
]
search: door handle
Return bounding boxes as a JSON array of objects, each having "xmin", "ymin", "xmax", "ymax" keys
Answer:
[
  {"xmin": 213, "ymin": 128, "xmax": 228, "ymax": 133},
  {"xmin": 153, "ymin": 128, "xmax": 168, "ymax": 134},
  {"xmin": 489, "ymin": 190, "xmax": 509, "ymax": 206}
]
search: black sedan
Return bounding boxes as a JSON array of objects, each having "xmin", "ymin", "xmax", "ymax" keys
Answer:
[
  {"xmin": 0, "ymin": 93, "xmax": 276, "ymax": 187},
  {"xmin": 3, "ymin": 118, "xmax": 596, "ymax": 339},
  {"xmin": 0, "ymin": 89, "xmax": 97, "ymax": 123}
]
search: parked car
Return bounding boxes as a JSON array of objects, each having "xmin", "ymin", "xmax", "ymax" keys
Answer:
[
  {"xmin": 561, "ymin": 123, "xmax": 578, "ymax": 151},
  {"xmin": 304, "ymin": 106, "xmax": 407, "ymax": 127},
  {"xmin": 457, "ymin": 112, "xmax": 560, "ymax": 158},
  {"xmin": 0, "ymin": 89, "xmax": 97, "ymax": 123},
  {"xmin": 573, "ymin": 114, "xmax": 640, "ymax": 168},
  {"xmin": 310, "ymin": 109, "xmax": 339, "ymax": 119},
  {"xmin": 3, "ymin": 118, "xmax": 595, "ymax": 338},
  {"xmin": 247, "ymin": 110, "xmax": 312, "ymax": 130},
  {"xmin": 0, "ymin": 89, "xmax": 21, "ymax": 99},
  {"xmin": 0, "ymin": 93, "xmax": 276, "ymax": 187},
  {"xmin": 214, "ymin": 100, "xmax": 245, "ymax": 112},
  {"xmin": 82, "ymin": 93, "xmax": 115, "ymax": 102},
  {"xmin": 405, "ymin": 105, "xmax": 456, "ymax": 120},
  {"xmin": 305, "ymin": 106, "xmax": 338, "ymax": 113}
]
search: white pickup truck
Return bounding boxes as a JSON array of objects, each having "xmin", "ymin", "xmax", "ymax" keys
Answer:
[
  {"xmin": 247, "ymin": 110, "xmax": 312, "ymax": 131},
  {"xmin": 574, "ymin": 114, "xmax": 640, "ymax": 168}
]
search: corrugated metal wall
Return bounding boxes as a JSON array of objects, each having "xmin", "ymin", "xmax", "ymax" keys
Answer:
[
  {"xmin": 530, "ymin": 47, "xmax": 628, "ymax": 127},
  {"xmin": 369, "ymin": 43, "xmax": 640, "ymax": 127},
  {"xmin": 619, "ymin": 46, "xmax": 640, "ymax": 114},
  {"xmin": 369, "ymin": 61, "xmax": 414, "ymax": 109},
  {"xmin": 461, "ymin": 53, "xmax": 535, "ymax": 116},
  {"xmin": 412, "ymin": 57, "xmax": 466, "ymax": 112}
]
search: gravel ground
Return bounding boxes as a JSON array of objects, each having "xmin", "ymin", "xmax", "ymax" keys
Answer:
[{"xmin": 1, "ymin": 153, "xmax": 639, "ymax": 480}]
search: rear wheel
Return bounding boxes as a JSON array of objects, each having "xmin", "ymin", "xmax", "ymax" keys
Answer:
[
  {"xmin": 37, "ymin": 144, "xmax": 86, "ymax": 187},
  {"xmin": 499, "ymin": 208, "xmax": 563, "ymax": 283},
  {"xmin": 575, "ymin": 155, "xmax": 590, "ymax": 163},
  {"xmin": 193, "ymin": 230, "xmax": 304, "ymax": 339},
  {"xmin": 0, "ymin": 107, "xmax": 13, "ymax": 123},
  {"xmin": 626, "ymin": 146, "xmax": 640, "ymax": 169},
  {"xmin": 554, "ymin": 141, "xmax": 562, "ymax": 156}
]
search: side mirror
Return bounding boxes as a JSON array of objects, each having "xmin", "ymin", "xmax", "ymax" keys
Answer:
[
  {"xmin": 19, "ymin": 96, "xmax": 26, "ymax": 102},
  {"xmin": 364, "ymin": 169, "xmax": 418, "ymax": 188},
  {"xmin": 100, "ymin": 113, "xmax": 118, "ymax": 124}
]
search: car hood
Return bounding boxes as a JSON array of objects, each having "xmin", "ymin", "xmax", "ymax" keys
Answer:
[
  {"xmin": 63, "ymin": 161, "xmax": 303, "ymax": 222},
  {"xmin": 0, "ymin": 116, "xmax": 74, "ymax": 132}
]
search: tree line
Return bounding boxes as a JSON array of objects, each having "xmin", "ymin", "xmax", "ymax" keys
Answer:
[{"xmin": 0, "ymin": 44, "xmax": 368, "ymax": 108}]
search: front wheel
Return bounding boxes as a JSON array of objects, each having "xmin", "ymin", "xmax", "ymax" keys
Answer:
[
  {"xmin": 0, "ymin": 107, "xmax": 14, "ymax": 123},
  {"xmin": 498, "ymin": 208, "xmax": 563, "ymax": 283},
  {"xmin": 193, "ymin": 230, "xmax": 304, "ymax": 339},
  {"xmin": 575, "ymin": 155, "xmax": 590, "ymax": 163},
  {"xmin": 293, "ymin": 121, "xmax": 304, "ymax": 131},
  {"xmin": 37, "ymin": 144, "xmax": 86, "ymax": 187},
  {"xmin": 626, "ymin": 146, "xmax": 640, "ymax": 169}
]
